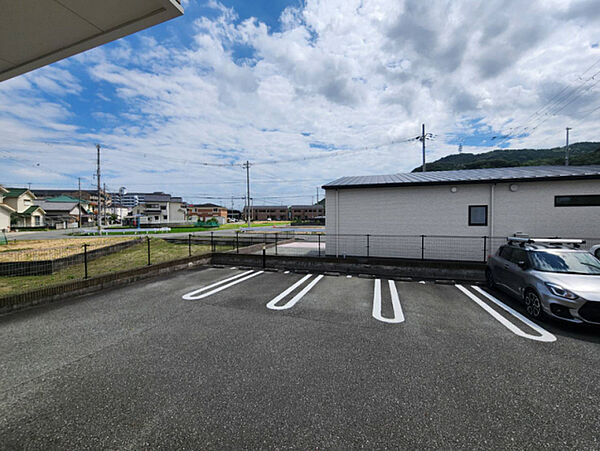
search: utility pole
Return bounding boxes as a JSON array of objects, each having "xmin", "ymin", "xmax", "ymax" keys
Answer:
[
  {"xmin": 565, "ymin": 127, "xmax": 572, "ymax": 166},
  {"xmin": 96, "ymin": 144, "xmax": 101, "ymax": 233},
  {"xmin": 244, "ymin": 161, "xmax": 251, "ymax": 227},
  {"xmin": 103, "ymin": 182, "xmax": 107, "ymax": 226},
  {"xmin": 78, "ymin": 177, "xmax": 81, "ymax": 228},
  {"xmin": 316, "ymin": 187, "xmax": 319, "ymax": 204},
  {"xmin": 27, "ymin": 182, "xmax": 31, "ymax": 190},
  {"xmin": 421, "ymin": 123, "xmax": 426, "ymax": 172}
]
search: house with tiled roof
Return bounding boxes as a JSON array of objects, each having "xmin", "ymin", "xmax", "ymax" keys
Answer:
[{"xmin": 3, "ymin": 188, "xmax": 46, "ymax": 228}]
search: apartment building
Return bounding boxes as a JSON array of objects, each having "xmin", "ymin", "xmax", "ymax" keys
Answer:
[
  {"xmin": 290, "ymin": 205, "xmax": 325, "ymax": 221},
  {"xmin": 243, "ymin": 206, "xmax": 289, "ymax": 221}
]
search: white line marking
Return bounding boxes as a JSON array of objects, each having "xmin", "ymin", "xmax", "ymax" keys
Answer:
[
  {"xmin": 455, "ymin": 285, "xmax": 556, "ymax": 342},
  {"xmin": 266, "ymin": 274, "xmax": 324, "ymax": 310},
  {"xmin": 284, "ymin": 271, "xmax": 290, "ymax": 274},
  {"xmin": 182, "ymin": 270, "xmax": 254, "ymax": 299},
  {"xmin": 183, "ymin": 271, "xmax": 263, "ymax": 300},
  {"xmin": 346, "ymin": 275, "xmax": 352, "ymax": 278},
  {"xmin": 372, "ymin": 279, "xmax": 405, "ymax": 324}
]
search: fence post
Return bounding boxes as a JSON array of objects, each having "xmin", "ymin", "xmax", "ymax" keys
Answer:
[
  {"xmin": 262, "ymin": 246, "xmax": 266, "ymax": 269},
  {"xmin": 83, "ymin": 244, "xmax": 88, "ymax": 279},
  {"xmin": 236, "ymin": 231, "xmax": 239, "ymax": 254},
  {"xmin": 211, "ymin": 232, "xmax": 214, "ymax": 252},
  {"xmin": 366, "ymin": 234, "xmax": 370, "ymax": 257},
  {"xmin": 318, "ymin": 234, "xmax": 321, "ymax": 257},
  {"xmin": 483, "ymin": 236, "xmax": 488, "ymax": 262},
  {"xmin": 188, "ymin": 233, "xmax": 192, "ymax": 257},
  {"xmin": 147, "ymin": 236, "xmax": 151, "ymax": 265},
  {"xmin": 421, "ymin": 235, "xmax": 425, "ymax": 260},
  {"xmin": 275, "ymin": 233, "xmax": 278, "ymax": 255}
]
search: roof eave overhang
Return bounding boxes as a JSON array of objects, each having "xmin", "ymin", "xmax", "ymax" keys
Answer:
[
  {"xmin": 0, "ymin": 0, "xmax": 183, "ymax": 82},
  {"xmin": 322, "ymin": 174, "xmax": 600, "ymax": 190}
]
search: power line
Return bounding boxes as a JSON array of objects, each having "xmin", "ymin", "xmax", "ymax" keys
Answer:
[{"xmin": 491, "ymin": 63, "xmax": 600, "ymax": 146}]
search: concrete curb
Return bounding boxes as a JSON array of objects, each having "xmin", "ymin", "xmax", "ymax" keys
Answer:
[{"xmin": 211, "ymin": 253, "xmax": 486, "ymax": 282}]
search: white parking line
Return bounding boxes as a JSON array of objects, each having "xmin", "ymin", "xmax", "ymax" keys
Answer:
[
  {"xmin": 455, "ymin": 285, "xmax": 556, "ymax": 342},
  {"xmin": 182, "ymin": 270, "xmax": 264, "ymax": 300},
  {"xmin": 372, "ymin": 279, "xmax": 405, "ymax": 324},
  {"xmin": 266, "ymin": 274, "xmax": 324, "ymax": 310}
]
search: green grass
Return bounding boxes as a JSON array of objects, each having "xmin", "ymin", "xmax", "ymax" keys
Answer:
[
  {"xmin": 71, "ymin": 221, "xmax": 292, "ymax": 236},
  {"xmin": 0, "ymin": 239, "xmax": 218, "ymax": 297}
]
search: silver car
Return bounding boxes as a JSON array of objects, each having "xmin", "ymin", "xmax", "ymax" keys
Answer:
[{"xmin": 486, "ymin": 238, "xmax": 600, "ymax": 324}]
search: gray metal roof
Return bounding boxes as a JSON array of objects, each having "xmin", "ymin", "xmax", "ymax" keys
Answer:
[{"xmin": 323, "ymin": 165, "xmax": 600, "ymax": 189}]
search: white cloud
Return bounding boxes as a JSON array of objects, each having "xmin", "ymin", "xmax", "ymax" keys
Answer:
[{"xmin": 1, "ymin": 0, "xmax": 600, "ymax": 207}]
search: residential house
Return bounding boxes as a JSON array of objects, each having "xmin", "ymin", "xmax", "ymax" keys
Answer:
[
  {"xmin": 130, "ymin": 193, "xmax": 185, "ymax": 225},
  {"xmin": 33, "ymin": 189, "xmax": 110, "ymax": 219},
  {"xmin": 187, "ymin": 203, "xmax": 228, "ymax": 224},
  {"xmin": 36, "ymin": 200, "xmax": 88, "ymax": 229},
  {"xmin": 0, "ymin": 185, "xmax": 15, "ymax": 231},
  {"xmin": 4, "ymin": 188, "xmax": 45, "ymax": 228}
]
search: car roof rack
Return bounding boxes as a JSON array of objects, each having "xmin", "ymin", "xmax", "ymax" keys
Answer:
[{"xmin": 506, "ymin": 237, "xmax": 585, "ymax": 248}]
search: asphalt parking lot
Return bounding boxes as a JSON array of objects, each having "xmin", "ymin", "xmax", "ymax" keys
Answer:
[{"xmin": 1, "ymin": 266, "xmax": 599, "ymax": 449}]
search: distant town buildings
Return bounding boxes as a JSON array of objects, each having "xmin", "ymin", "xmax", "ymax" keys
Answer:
[
  {"xmin": 0, "ymin": 183, "xmax": 324, "ymax": 230},
  {"xmin": 243, "ymin": 206, "xmax": 289, "ymax": 221}
]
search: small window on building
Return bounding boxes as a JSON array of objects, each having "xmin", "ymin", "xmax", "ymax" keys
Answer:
[
  {"xmin": 154, "ymin": 216, "xmax": 159, "ymax": 220},
  {"xmin": 163, "ymin": 215, "xmax": 167, "ymax": 220},
  {"xmin": 34, "ymin": 216, "xmax": 41, "ymax": 226},
  {"xmin": 555, "ymin": 195, "xmax": 600, "ymax": 207},
  {"xmin": 468, "ymin": 205, "xmax": 488, "ymax": 226}
]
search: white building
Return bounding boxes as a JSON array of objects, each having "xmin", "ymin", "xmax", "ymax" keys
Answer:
[
  {"xmin": 130, "ymin": 193, "xmax": 185, "ymax": 225},
  {"xmin": 323, "ymin": 166, "xmax": 600, "ymax": 260}
]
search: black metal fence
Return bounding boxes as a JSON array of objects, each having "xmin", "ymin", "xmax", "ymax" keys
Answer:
[
  {"xmin": 201, "ymin": 232, "xmax": 600, "ymax": 263},
  {"xmin": 2, "ymin": 232, "xmax": 599, "ymax": 298}
]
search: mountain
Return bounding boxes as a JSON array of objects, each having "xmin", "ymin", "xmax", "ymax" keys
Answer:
[{"xmin": 412, "ymin": 142, "xmax": 600, "ymax": 172}]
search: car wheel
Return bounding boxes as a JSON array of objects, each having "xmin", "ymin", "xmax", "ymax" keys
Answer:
[
  {"xmin": 595, "ymin": 248, "xmax": 600, "ymax": 260},
  {"xmin": 485, "ymin": 268, "xmax": 496, "ymax": 288},
  {"xmin": 524, "ymin": 290, "xmax": 544, "ymax": 319}
]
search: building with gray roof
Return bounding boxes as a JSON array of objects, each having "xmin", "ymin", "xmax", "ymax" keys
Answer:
[{"xmin": 323, "ymin": 165, "xmax": 600, "ymax": 259}]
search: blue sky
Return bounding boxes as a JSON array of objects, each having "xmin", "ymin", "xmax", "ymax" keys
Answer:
[{"xmin": 1, "ymin": 0, "xmax": 600, "ymax": 208}]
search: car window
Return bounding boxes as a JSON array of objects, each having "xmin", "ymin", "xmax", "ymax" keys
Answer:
[
  {"xmin": 499, "ymin": 246, "xmax": 513, "ymax": 261},
  {"xmin": 509, "ymin": 248, "xmax": 529, "ymax": 265},
  {"xmin": 530, "ymin": 251, "xmax": 600, "ymax": 274}
]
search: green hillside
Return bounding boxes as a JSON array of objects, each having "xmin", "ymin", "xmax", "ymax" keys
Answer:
[{"xmin": 413, "ymin": 142, "xmax": 600, "ymax": 172}]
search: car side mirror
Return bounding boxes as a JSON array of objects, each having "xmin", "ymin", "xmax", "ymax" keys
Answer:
[{"xmin": 518, "ymin": 261, "xmax": 528, "ymax": 269}]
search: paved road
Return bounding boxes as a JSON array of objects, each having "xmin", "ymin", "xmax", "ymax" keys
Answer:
[
  {"xmin": 5, "ymin": 226, "xmax": 323, "ymax": 241},
  {"xmin": 1, "ymin": 267, "xmax": 599, "ymax": 449}
]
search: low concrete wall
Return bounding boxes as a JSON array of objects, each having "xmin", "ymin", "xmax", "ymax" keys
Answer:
[
  {"xmin": 0, "ymin": 253, "xmax": 211, "ymax": 315},
  {"xmin": 211, "ymin": 253, "xmax": 486, "ymax": 282}
]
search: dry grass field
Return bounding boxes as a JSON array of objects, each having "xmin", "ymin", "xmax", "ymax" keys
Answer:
[{"xmin": 0, "ymin": 237, "xmax": 137, "ymax": 262}]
